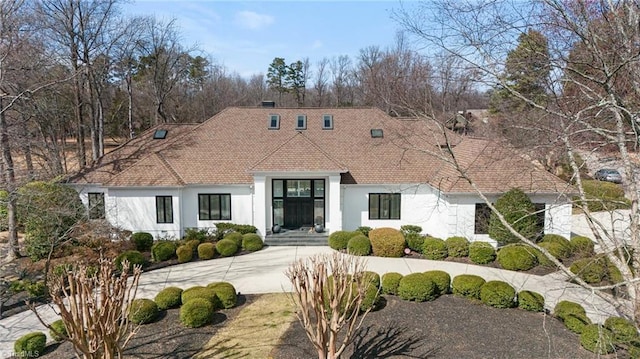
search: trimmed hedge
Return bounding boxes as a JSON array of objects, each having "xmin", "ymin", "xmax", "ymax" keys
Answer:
[
  {"xmin": 554, "ymin": 300, "xmax": 592, "ymax": 334},
  {"xmin": 328, "ymin": 231, "xmax": 358, "ymax": 250},
  {"xmin": 397, "ymin": 273, "xmax": 438, "ymax": 302},
  {"xmin": 181, "ymin": 286, "xmax": 221, "ymax": 309},
  {"xmin": 518, "ymin": 290, "xmax": 545, "ymax": 312},
  {"xmin": 381, "ymin": 272, "xmax": 403, "ymax": 295},
  {"xmin": 131, "ymin": 232, "xmax": 154, "ymax": 251},
  {"xmin": 155, "ymin": 286, "xmax": 183, "ymax": 310},
  {"xmin": 578, "ymin": 180, "xmax": 631, "ymax": 212},
  {"xmin": 216, "ymin": 239, "xmax": 238, "ymax": 257},
  {"xmin": 152, "ymin": 241, "xmax": 177, "ymax": 262},
  {"xmin": 197, "ymin": 243, "xmax": 216, "ymax": 260},
  {"xmin": 369, "ymin": 228, "xmax": 406, "ymax": 257},
  {"xmin": 497, "ymin": 244, "xmax": 538, "ymax": 271},
  {"xmin": 347, "ymin": 234, "xmax": 371, "ymax": 256},
  {"xmin": 422, "ymin": 237, "xmax": 448, "ymax": 260},
  {"xmin": 176, "ymin": 245, "xmax": 193, "ymax": 263},
  {"xmin": 570, "ymin": 236, "xmax": 595, "ymax": 257},
  {"xmin": 242, "ymin": 233, "xmax": 264, "ymax": 252},
  {"xmin": 404, "ymin": 232, "xmax": 424, "ymax": 252},
  {"xmin": 445, "ymin": 237, "xmax": 469, "ymax": 257},
  {"xmin": 180, "ymin": 298, "xmax": 214, "ymax": 328},
  {"xmin": 207, "ymin": 282, "xmax": 237, "ymax": 309},
  {"xmin": 49, "ymin": 319, "xmax": 67, "ymax": 342},
  {"xmin": 115, "ymin": 250, "xmax": 145, "ymax": 271},
  {"xmin": 223, "ymin": 232, "xmax": 244, "ymax": 247},
  {"xmin": 423, "ymin": 270, "xmax": 451, "ymax": 295},
  {"xmin": 480, "ymin": 281, "xmax": 516, "ymax": 308},
  {"xmin": 469, "ymin": 242, "xmax": 496, "ymax": 264},
  {"xmin": 580, "ymin": 324, "xmax": 615, "ymax": 354},
  {"xmin": 14, "ymin": 332, "xmax": 46, "ymax": 358},
  {"xmin": 128, "ymin": 298, "xmax": 159, "ymax": 325},
  {"xmin": 452, "ymin": 274, "xmax": 486, "ymax": 299}
]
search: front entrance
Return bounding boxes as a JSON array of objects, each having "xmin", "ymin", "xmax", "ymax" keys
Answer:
[{"xmin": 273, "ymin": 179, "xmax": 325, "ymax": 229}]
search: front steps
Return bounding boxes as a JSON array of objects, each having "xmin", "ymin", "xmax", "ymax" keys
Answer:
[{"xmin": 264, "ymin": 227, "xmax": 329, "ymax": 246}]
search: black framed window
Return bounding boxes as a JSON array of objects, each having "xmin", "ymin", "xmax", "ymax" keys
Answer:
[
  {"xmin": 474, "ymin": 203, "xmax": 492, "ymax": 234},
  {"xmin": 198, "ymin": 194, "xmax": 231, "ymax": 220},
  {"xmin": 369, "ymin": 193, "xmax": 401, "ymax": 220},
  {"xmin": 88, "ymin": 192, "xmax": 105, "ymax": 219},
  {"xmin": 533, "ymin": 203, "xmax": 546, "ymax": 238},
  {"xmin": 156, "ymin": 196, "xmax": 173, "ymax": 223}
]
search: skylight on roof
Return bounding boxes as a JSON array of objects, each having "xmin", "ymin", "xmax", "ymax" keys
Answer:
[
  {"xmin": 153, "ymin": 129, "xmax": 168, "ymax": 139},
  {"xmin": 370, "ymin": 129, "xmax": 383, "ymax": 138}
]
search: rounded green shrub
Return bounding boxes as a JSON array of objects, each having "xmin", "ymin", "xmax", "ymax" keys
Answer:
[
  {"xmin": 571, "ymin": 236, "xmax": 595, "ymax": 257},
  {"xmin": 445, "ymin": 237, "xmax": 469, "ymax": 257},
  {"xmin": 369, "ymin": 228, "xmax": 406, "ymax": 257},
  {"xmin": 328, "ymin": 231, "xmax": 358, "ymax": 250},
  {"xmin": 185, "ymin": 239, "xmax": 201, "ymax": 253},
  {"xmin": 215, "ymin": 239, "xmax": 238, "ymax": 257},
  {"xmin": 381, "ymin": 272, "xmax": 403, "ymax": 295},
  {"xmin": 176, "ymin": 245, "xmax": 193, "ymax": 263},
  {"xmin": 49, "ymin": 319, "xmax": 67, "ymax": 342},
  {"xmin": 570, "ymin": 257, "xmax": 607, "ymax": 284},
  {"xmin": 423, "ymin": 270, "xmax": 451, "ymax": 295},
  {"xmin": 480, "ymin": 281, "xmax": 516, "ymax": 308},
  {"xmin": 528, "ymin": 247, "xmax": 554, "ymax": 267},
  {"xmin": 422, "ymin": 237, "xmax": 448, "ymax": 260},
  {"xmin": 554, "ymin": 300, "xmax": 592, "ymax": 334},
  {"xmin": 497, "ymin": 244, "xmax": 538, "ymax": 271},
  {"xmin": 356, "ymin": 226, "xmax": 372, "ymax": 237},
  {"xmin": 128, "ymin": 298, "xmax": 159, "ymax": 325},
  {"xmin": 580, "ymin": 324, "xmax": 615, "ymax": 354},
  {"xmin": 488, "ymin": 188, "xmax": 541, "ymax": 245},
  {"xmin": 207, "ymin": 282, "xmax": 237, "ymax": 309},
  {"xmin": 397, "ymin": 273, "xmax": 438, "ymax": 302},
  {"xmin": 604, "ymin": 317, "xmax": 639, "ymax": 346},
  {"xmin": 197, "ymin": 243, "xmax": 215, "ymax": 260},
  {"xmin": 180, "ymin": 298, "xmax": 214, "ymax": 328},
  {"xmin": 115, "ymin": 250, "xmax": 145, "ymax": 271},
  {"xmin": 14, "ymin": 332, "xmax": 46, "ymax": 358},
  {"xmin": 152, "ymin": 241, "xmax": 177, "ymax": 262},
  {"xmin": 452, "ymin": 274, "xmax": 486, "ymax": 299},
  {"xmin": 181, "ymin": 286, "xmax": 221, "ymax": 309},
  {"xmin": 469, "ymin": 241, "xmax": 496, "ymax": 264},
  {"xmin": 404, "ymin": 232, "xmax": 424, "ymax": 252},
  {"xmin": 540, "ymin": 234, "xmax": 572, "ymax": 260},
  {"xmin": 155, "ymin": 286, "xmax": 183, "ymax": 310},
  {"xmin": 242, "ymin": 233, "xmax": 264, "ymax": 251},
  {"xmin": 359, "ymin": 272, "xmax": 381, "ymax": 312},
  {"xmin": 131, "ymin": 232, "xmax": 154, "ymax": 251},
  {"xmin": 347, "ymin": 234, "xmax": 371, "ymax": 256},
  {"xmin": 223, "ymin": 232, "xmax": 244, "ymax": 247},
  {"xmin": 518, "ymin": 290, "xmax": 545, "ymax": 312}
]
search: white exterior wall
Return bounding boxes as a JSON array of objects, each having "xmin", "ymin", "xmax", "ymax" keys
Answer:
[
  {"xmin": 341, "ymin": 184, "xmax": 449, "ymax": 237},
  {"xmin": 181, "ymin": 185, "xmax": 254, "ymax": 232}
]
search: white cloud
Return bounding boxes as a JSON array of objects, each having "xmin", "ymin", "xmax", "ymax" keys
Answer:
[{"xmin": 234, "ymin": 11, "xmax": 274, "ymax": 30}]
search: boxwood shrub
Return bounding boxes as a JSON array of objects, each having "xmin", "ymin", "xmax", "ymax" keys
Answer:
[
  {"xmin": 381, "ymin": 272, "xmax": 403, "ymax": 295},
  {"xmin": 404, "ymin": 232, "xmax": 424, "ymax": 252},
  {"xmin": 423, "ymin": 270, "xmax": 451, "ymax": 295},
  {"xmin": 197, "ymin": 243, "xmax": 215, "ymax": 260},
  {"xmin": 14, "ymin": 332, "xmax": 46, "ymax": 358},
  {"xmin": 49, "ymin": 319, "xmax": 67, "ymax": 342},
  {"xmin": 242, "ymin": 233, "xmax": 264, "ymax": 252},
  {"xmin": 328, "ymin": 231, "xmax": 358, "ymax": 250},
  {"xmin": 540, "ymin": 234, "xmax": 572, "ymax": 260},
  {"xmin": 176, "ymin": 245, "xmax": 193, "ymax": 263},
  {"xmin": 128, "ymin": 298, "xmax": 159, "ymax": 325},
  {"xmin": 468, "ymin": 241, "xmax": 496, "ymax": 264},
  {"xmin": 181, "ymin": 286, "xmax": 221, "ymax": 309},
  {"xmin": 445, "ymin": 236, "xmax": 469, "ymax": 257},
  {"xmin": 115, "ymin": 250, "xmax": 145, "ymax": 271},
  {"xmin": 359, "ymin": 271, "xmax": 381, "ymax": 312},
  {"xmin": 518, "ymin": 290, "xmax": 545, "ymax": 312},
  {"xmin": 422, "ymin": 237, "xmax": 448, "ymax": 260},
  {"xmin": 497, "ymin": 244, "xmax": 538, "ymax": 271},
  {"xmin": 604, "ymin": 316, "xmax": 639, "ymax": 346},
  {"xmin": 131, "ymin": 232, "xmax": 154, "ymax": 251},
  {"xmin": 155, "ymin": 286, "xmax": 183, "ymax": 310},
  {"xmin": 347, "ymin": 234, "xmax": 371, "ymax": 256},
  {"xmin": 554, "ymin": 300, "xmax": 592, "ymax": 334},
  {"xmin": 480, "ymin": 281, "xmax": 516, "ymax": 308},
  {"xmin": 223, "ymin": 232, "xmax": 244, "ymax": 247},
  {"xmin": 452, "ymin": 274, "xmax": 486, "ymax": 299},
  {"xmin": 152, "ymin": 241, "xmax": 177, "ymax": 262},
  {"xmin": 180, "ymin": 298, "xmax": 214, "ymax": 328},
  {"xmin": 369, "ymin": 228, "xmax": 406, "ymax": 257},
  {"xmin": 216, "ymin": 239, "xmax": 238, "ymax": 257},
  {"xmin": 207, "ymin": 282, "xmax": 237, "ymax": 309},
  {"xmin": 397, "ymin": 273, "xmax": 438, "ymax": 302},
  {"xmin": 570, "ymin": 257, "xmax": 607, "ymax": 284},
  {"xmin": 570, "ymin": 236, "xmax": 595, "ymax": 257},
  {"xmin": 580, "ymin": 324, "xmax": 615, "ymax": 354}
]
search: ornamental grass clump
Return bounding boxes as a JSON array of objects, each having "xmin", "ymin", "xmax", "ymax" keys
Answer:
[
  {"xmin": 155, "ymin": 286, "xmax": 183, "ymax": 310},
  {"xmin": 328, "ymin": 230, "xmax": 358, "ymax": 250},
  {"xmin": 180, "ymin": 298, "xmax": 214, "ymax": 328},
  {"xmin": 369, "ymin": 227, "xmax": 406, "ymax": 257},
  {"xmin": 197, "ymin": 243, "xmax": 215, "ymax": 260},
  {"xmin": 215, "ymin": 239, "xmax": 238, "ymax": 257},
  {"xmin": 480, "ymin": 281, "xmax": 516, "ymax": 308},
  {"xmin": 445, "ymin": 236, "xmax": 469, "ymax": 257},
  {"xmin": 176, "ymin": 245, "xmax": 193, "ymax": 263},
  {"xmin": 497, "ymin": 244, "xmax": 538, "ymax": 271},
  {"xmin": 397, "ymin": 273, "xmax": 438, "ymax": 302},
  {"xmin": 14, "ymin": 332, "xmax": 46, "ymax": 359},
  {"xmin": 347, "ymin": 234, "xmax": 371, "ymax": 256},
  {"xmin": 554, "ymin": 300, "xmax": 592, "ymax": 334},
  {"xmin": 207, "ymin": 282, "xmax": 237, "ymax": 309},
  {"xmin": 423, "ymin": 270, "xmax": 450, "ymax": 295},
  {"xmin": 468, "ymin": 241, "xmax": 496, "ymax": 264},
  {"xmin": 517, "ymin": 290, "xmax": 545, "ymax": 312},
  {"xmin": 580, "ymin": 324, "xmax": 615, "ymax": 354},
  {"xmin": 128, "ymin": 298, "xmax": 159, "ymax": 325},
  {"xmin": 381, "ymin": 272, "xmax": 403, "ymax": 295},
  {"xmin": 422, "ymin": 236, "xmax": 448, "ymax": 260},
  {"xmin": 242, "ymin": 233, "xmax": 264, "ymax": 251},
  {"xmin": 452, "ymin": 274, "xmax": 485, "ymax": 300}
]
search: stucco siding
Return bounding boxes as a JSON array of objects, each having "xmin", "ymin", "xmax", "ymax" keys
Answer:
[
  {"xmin": 181, "ymin": 186, "xmax": 254, "ymax": 232},
  {"xmin": 107, "ymin": 188, "xmax": 182, "ymax": 238}
]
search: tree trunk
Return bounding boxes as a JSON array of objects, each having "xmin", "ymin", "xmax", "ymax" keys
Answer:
[
  {"xmin": 0, "ymin": 96, "xmax": 20, "ymax": 260},
  {"xmin": 126, "ymin": 70, "xmax": 134, "ymax": 139}
]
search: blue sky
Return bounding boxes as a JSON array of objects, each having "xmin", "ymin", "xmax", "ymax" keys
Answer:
[{"xmin": 122, "ymin": 1, "xmax": 404, "ymax": 78}]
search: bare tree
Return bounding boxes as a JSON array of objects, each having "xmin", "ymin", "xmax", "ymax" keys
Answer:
[{"xmin": 314, "ymin": 57, "xmax": 330, "ymax": 107}]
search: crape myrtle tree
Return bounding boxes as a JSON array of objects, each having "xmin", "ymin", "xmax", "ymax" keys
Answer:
[{"xmin": 394, "ymin": 0, "xmax": 640, "ymax": 322}]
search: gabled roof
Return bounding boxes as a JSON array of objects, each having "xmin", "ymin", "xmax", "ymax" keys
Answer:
[{"xmin": 70, "ymin": 107, "xmax": 571, "ymax": 195}]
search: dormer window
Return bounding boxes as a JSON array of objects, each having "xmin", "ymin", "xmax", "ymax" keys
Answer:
[
  {"xmin": 153, "ymin": 129, "xmax": 168, "ymax": 139},
  {"xmin": 296, "ymin": 115, "xmax": 307, "ymax": 130},
  {"xmin": 371, "ymin": 129, "xmax": 383, "ymax": 138},
  {"xmin": 322, "ymin": 114, "xmax": 333, "ymax": 130},
  {"xmin": 269, "ymin": 114, "xmax": 280, "ymax": 130}
]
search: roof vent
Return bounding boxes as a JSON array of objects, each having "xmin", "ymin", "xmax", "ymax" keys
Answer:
[
  {"xmin": 261, "ymin": 101, "xmax": 276, "ymax": 108},
  {"xmin": 153, "ymin": 129, "xmax": 168, "ymax": 139},
  {"xmin": 370, "ymin": 129, "xmax": 383, "ymax": 138}
]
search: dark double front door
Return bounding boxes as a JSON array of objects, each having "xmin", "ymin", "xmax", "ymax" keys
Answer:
[{"xmin": 273, "ymin": 179, "xmax": 325, "ymax": 229}]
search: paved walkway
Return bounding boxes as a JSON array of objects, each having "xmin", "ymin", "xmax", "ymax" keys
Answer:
[{"xmin": 0, "ymin": 245, "xmax": 625, "ymax": 358}]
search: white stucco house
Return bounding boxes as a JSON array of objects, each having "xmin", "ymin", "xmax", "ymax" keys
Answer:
[{"xmin": 67, "ymin": 106, "xmax": 574, "ymax": 243}]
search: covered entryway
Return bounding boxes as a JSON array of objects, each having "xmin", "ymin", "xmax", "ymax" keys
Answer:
[{"xmin": 273, "ymin": 179, "xmax": 325, "ymax": 229}]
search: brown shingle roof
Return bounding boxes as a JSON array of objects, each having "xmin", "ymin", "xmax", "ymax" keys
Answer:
[{"xmin": 72, "ymin": 107, "xmax": 570, "ymax": 194}]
